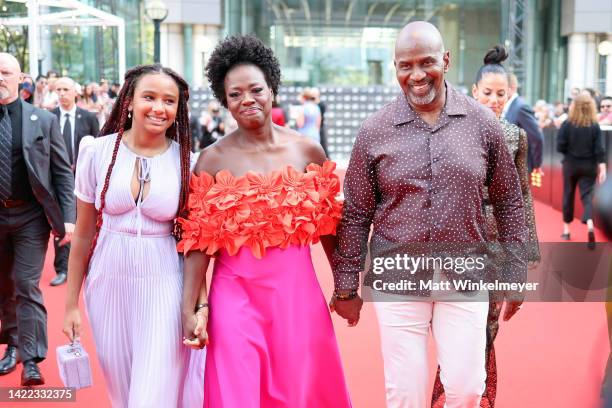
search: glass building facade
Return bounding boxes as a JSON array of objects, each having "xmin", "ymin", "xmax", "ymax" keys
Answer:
[
  {"xmin": 224, "ymin": 0, "xmax": 566, "ymax": 103},
  {"xmin": 42, "ymin": 0, "xmax": 151, "ymax": 83}
]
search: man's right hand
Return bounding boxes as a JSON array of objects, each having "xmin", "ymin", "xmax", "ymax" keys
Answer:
[{"xmin": 330, "ymin": 295, "xmax": 363, "ymax": 326}]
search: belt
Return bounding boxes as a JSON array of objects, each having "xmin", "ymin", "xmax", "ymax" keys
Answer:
[{"xmin": 0, "ymin": 199, "xmax": 27, "ymax": 208}]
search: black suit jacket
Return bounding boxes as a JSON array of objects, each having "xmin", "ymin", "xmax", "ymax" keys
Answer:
[
  {"xmin": 505, "ymin": 96, "xmax": 544, "ymax": 170},
  {"xmin": 52, "ymin": 106, "xmax": 100, "ymax": 166},
  {"xmin": 22, "ymin": 101, "xmax": 76, "ymax": 237}
]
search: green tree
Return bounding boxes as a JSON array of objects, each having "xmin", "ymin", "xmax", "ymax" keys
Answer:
[{"xmin": 0, "ymin": 2, "xmax": 28, "ymax": 70}]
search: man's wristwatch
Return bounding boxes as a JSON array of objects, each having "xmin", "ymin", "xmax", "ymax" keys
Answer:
[{"xmin": 333, "ymin": 290, "xmax": 358, "ymax": 301}]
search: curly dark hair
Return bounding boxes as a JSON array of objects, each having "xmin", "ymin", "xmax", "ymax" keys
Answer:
[{"xmin": 205, "ymin": 34, "xmax": 281, "ymax": 108}]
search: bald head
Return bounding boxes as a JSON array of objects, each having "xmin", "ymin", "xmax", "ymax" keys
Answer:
[
  {"xmin": 0, "ymin": 53, "xmax": 23, "ymax": 103},
  {"xmin": 56, "ymin": 77, "xmax": 76, "ymax": 89},
  {"xmin": 0, "ymin": 53, "xmax": 21, "ymax": 73},
  {"xmin": 395, "ymin": 21, "xmax": 445, "ymax": 56},
  {"xmin": 56, "ymin": 76, "xmax": 78, "ymax": 110},
  {"xmin": 393, "ymin": 21, "xmax": 449, "ymax": 111}
]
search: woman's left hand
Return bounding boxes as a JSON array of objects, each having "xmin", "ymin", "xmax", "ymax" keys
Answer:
[{"xmin": 182, "ymin": 311, "xmax": 208, "ymax": 349}]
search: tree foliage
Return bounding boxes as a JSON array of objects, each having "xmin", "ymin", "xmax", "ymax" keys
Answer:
[{"xmin": 0, "ymin": 2, "xmax": 28, "ymax": 69}]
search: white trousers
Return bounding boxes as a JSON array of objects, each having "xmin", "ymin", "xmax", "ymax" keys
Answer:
[{"xmin": 373, "ymin": 299, "xmax": 488, "ymax": 408}]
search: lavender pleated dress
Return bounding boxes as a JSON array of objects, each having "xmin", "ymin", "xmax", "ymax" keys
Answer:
[{"xmin": 74, "ymin": 134, "xmax": 205, "ymax": 408}]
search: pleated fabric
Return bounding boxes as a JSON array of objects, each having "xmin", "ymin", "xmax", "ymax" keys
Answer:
[{"xmin": 75, "ymin": 135, "xmax": 204, "ymax": 408}]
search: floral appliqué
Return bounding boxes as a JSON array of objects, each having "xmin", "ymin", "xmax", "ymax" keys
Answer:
[{"xmin": 177, "ymin": 161, "xmax": 343, "ymax": 258}]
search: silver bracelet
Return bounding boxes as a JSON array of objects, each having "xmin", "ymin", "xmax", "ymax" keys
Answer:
[{"xmin": 195, "ymin": 303, "xmax": 209, "ymax": 313}]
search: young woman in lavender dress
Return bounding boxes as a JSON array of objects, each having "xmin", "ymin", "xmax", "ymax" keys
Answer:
[{"xmin": 62, "ymin": 64, "xmax": 204, "ymax": 407}]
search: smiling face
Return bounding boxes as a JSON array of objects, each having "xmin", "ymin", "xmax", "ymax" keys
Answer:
[
  {"xmin": 472, "ymin": 72, "xmax": 509, "ymax": 118},
  {"xmin": 395, "ymin": 47, "xmax": 448, "ymax": 108},
  {"xmin": 394, "ymin": 24, "xmax": 449, "ymax": 110},
  {"xmin": 0, "ymin": 53, "xmax": 22, "ymax": 104},
  {"xmin": 128, "ymin": 73, "xmax": 180, "ymax": 137},
  {"xmin": 224, "ymin": 64, "xmax": 273, "ymax": 130}
]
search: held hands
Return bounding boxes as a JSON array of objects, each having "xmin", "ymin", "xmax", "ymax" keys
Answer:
[
  {"xmin": 182, "ymin": 309, "xmax": 209, "ymax": 350},
  {"xmin": 329, "ymin": 291, "xmax": 363, "ymax": 327},
  {"xmin": 62, "ymin": 307, "xmax": 82, "ymax": 343}
]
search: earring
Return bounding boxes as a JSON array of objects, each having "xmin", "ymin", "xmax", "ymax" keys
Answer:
[{"xmin": 128, "ymin": 112, "xmax": 132, "ymax": 118}]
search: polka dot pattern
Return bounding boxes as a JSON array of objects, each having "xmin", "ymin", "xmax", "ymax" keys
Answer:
[{"xmin": 332, "ymin": 83, "xmax": 529, "ymax": 292}]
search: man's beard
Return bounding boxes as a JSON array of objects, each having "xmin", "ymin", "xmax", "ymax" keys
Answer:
[
  {"xmin": 0, "ymin": 88, "xmax": 10, "ymax": 100},
  {"xmin": 407, "ymin": 81, "xmax": 437, "ymax": 106}
]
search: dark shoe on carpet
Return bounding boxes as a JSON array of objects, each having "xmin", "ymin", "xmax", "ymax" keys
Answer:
[
  {"xmin": 21, "ymin": 360, "xmax": 44, "ymax": 386},
  {"xmin": 561, "ymin": 233, "xmax": 570, "ymax": 240},
  {"xmin": 0, "ymin": 345, "xmax": 19, "ymax": 375},
  {"xmin": 50, "ymin": 272, "xmax": 67, "ymax": 286},
  {"xmin": 588, "ymin": 231, "xmax": 596, "ymax": 250}
]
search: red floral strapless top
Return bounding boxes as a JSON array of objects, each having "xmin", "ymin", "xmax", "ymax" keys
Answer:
[{"xmin": 177, "ymin": 161, "xmax": 343, "ymax": 259}]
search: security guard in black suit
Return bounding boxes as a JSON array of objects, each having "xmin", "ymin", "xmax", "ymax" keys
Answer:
[
  {"xmin": 0, "ymin": 54, "xmax": 75, "ymax": 385},
  {"xmin": 50, "ymin": 77, "xmax": 99, "ymax": 286}
]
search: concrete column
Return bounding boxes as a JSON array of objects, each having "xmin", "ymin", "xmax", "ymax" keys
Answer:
[
  {"xmin": 568, "ymin": 33, "xmax": 601, "ymax": 91},
  {"xmin": 162, "ymin": 24, "xmax": 184, "ymax": 76},
  {"xmin": 605, "ymin": 34, "xmax": 612, "ymax": 96},
  {"xmin": 160, "ymin": 24, "xmax": 169, "ymax": 67},
  {"xmin": 183, "ymin": 24, "xmax": 193, "ymax": 85},
  {"xmin": 567, "ymin": 33, "xmax": 588, "ymax": 89},
  {"xmin": 585, "ymin": 33, "xmax": 598, "ymax": 88},
  {"xmin": 192, "ymin": 25, "xmax": 219, "ymax": 88}
]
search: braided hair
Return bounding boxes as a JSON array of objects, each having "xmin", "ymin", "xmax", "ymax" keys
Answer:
[{"xmin": 88, "ymin": 64, "xmax": 192, "ymax": 263}]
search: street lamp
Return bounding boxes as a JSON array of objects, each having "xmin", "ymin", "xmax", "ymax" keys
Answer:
[
  {"xmin": 145, "ymin": 0, "xmax": 168, "ymax": 64},
  {"xmin": 598, "ymin": 40, "xmax": 612, "ymax": 56}
]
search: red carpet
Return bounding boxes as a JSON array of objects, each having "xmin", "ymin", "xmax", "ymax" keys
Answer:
[{"xmin": 0, "ymin": 199, "xmax": 609, "ymax": 407}]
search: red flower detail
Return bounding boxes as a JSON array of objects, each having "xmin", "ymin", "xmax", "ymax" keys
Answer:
[{"xmin": 177, "ymin": 161, "xmax": 343, "ymax": 258}]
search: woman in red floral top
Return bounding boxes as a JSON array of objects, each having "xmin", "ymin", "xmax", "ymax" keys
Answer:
[{"xmin": 178, "ymin": 35, "xmax": 352, "ymax": 407}]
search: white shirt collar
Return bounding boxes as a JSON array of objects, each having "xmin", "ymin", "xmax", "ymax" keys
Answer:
[
  {"xmin": 502, "ymin": 93, "xmax": 518, "ymax": 116},
  {"xmin": 59, "ymin": 104, "xmax": 77, "ymax": 117}
]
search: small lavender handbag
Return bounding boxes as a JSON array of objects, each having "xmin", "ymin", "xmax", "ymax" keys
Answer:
[{"xmin": 56, "ymin": 341, "xmax": 93, "ymax": 389}]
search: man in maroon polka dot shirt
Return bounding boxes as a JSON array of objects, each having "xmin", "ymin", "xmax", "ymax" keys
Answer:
[{"xmin": 330, "ymin": 21, "xmax": 528, "ymax": 407}]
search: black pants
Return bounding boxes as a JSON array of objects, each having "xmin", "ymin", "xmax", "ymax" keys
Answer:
[
  {"xmin": 53, "ymin": 239, "xmax": 69, "ymax": 275},
  {"xmin": 562, "ymin": 159, "xmax": 597, "ymax": 223},
  {"xmin": 0, "ymin": 203, "xmax": 50, "ymax": 362}
]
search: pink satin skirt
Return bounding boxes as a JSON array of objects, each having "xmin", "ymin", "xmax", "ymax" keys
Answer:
[{"xmin": 204, "ymin": 245, "xmax": 352, "ymax": 407}]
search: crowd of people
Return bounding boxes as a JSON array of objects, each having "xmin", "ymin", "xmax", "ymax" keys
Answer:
[
  {"xmin": 18, "ymin": 71, "xmax": 119, "ymax": 128},
  {"xmin": 192, "ymin": 86, "xmax": 330, "ymax": 157},
  {"xmin": 0, "ymin": 19, "xmax": 609, "ymax": 408},
  {"xmin": 531, "ymin": 88, "xmax": 612, "ymax": 130}
]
